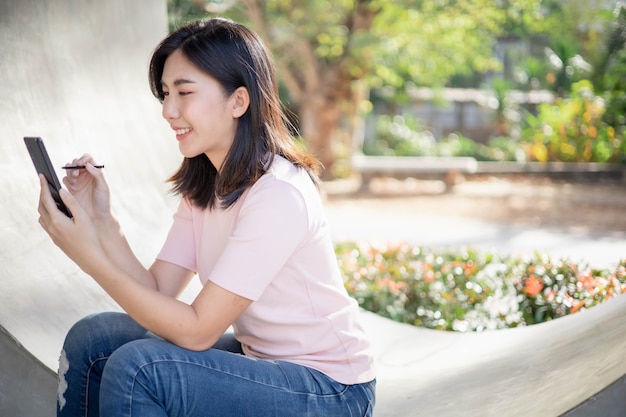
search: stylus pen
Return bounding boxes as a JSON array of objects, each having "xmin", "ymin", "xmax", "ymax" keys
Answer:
[{"xmin": 61, "ymin": 165, "xmax": 105, "ymax": 170}]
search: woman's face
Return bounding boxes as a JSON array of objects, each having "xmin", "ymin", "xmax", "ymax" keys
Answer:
[{"xmin": 161, "ymin": 49, "xmax": 243, "ymax": 170}]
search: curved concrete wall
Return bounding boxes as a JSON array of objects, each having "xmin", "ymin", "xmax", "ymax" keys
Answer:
[
  {"xmin": 365, "ymin": 293, "xmax": 626, "ymax": 416},
  {"xmin": 0, "ymin": 0, "xmax": 175, "ymax": 397}
]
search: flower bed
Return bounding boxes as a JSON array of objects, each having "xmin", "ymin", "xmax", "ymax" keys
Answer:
[{"xmin": 336, "ymin": 241, "xmax": 626, "ymax": 331}]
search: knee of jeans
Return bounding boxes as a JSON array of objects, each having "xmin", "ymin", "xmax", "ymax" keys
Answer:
[
  {"xmin": 58, "ymin": 313, "xmax": 128, "ymax": 411},
  {"xmin": 60, "ymin": 312, "xmax": 142, "ymax": 380},
  {"xmin": 104, "ymin": 338, "xmax": 164, "ymax": 377},
  {"xmin": 100, "ymin": 338, "xmax": 163, "ymax": 393},
  {"xmin": 64, "ymin": 312, "xmax": 125, "ymax": 350}
]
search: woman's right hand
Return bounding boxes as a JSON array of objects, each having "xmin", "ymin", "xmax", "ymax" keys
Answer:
[{"xmin": 62, "ymin": 154, "xmax": 112, "ymax": 225}]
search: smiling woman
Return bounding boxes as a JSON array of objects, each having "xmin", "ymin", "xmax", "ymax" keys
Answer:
[
  {"xmin": 39, "ymin": 17, "xmax": 376, "ymax": 417},
  {"xmin": 160, "ymin": 49, "xmax": 244, "ymax": 164}
]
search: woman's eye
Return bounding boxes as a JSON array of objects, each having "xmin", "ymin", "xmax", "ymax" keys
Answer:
[
  {"xmin": 162, "ymin": 91, "xmax": 170, "ymax": 97},
  {"xmin": 179, "ymin": 91, "xmax": 191, "ymax": 96}
]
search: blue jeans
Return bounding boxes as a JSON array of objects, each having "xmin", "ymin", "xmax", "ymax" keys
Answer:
[{"xmin": 57, "ymin": 312, "xmax": 375, "ymax": 416}]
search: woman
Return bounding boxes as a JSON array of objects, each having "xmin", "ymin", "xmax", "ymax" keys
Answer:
[{"xmin": 38, "ymin": 17, "xmax": 375, "ymax": 417}]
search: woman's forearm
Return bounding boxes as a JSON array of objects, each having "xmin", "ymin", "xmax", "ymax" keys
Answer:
[
  {"xmin": 93, "ymin": 215, "xmax": 158, "ymax": 290},
  {"xmin": 83, "ymin": 254, "xmax": 233, "ymax": 351}
]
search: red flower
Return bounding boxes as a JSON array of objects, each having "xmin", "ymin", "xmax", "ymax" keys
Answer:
[
  {"xmin": 571, "ymin": 300, "xmax": 585, "ymax": 314},
  {"xmin": 377, "ymin": 278, "xmax": 405, "ymax": 293},
  {"xmin": 523, "ymin": 274, "xmax": 544, "ymax": 298}
]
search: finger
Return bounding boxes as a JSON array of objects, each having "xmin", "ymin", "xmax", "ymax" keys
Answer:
[
  {"xmin": 39, "ymin": 174, "xmax": 76, "ymax": 223},
  {"xmin": 37, "ymin": 201, "xmax": 49, "ymax": 227},
  {"xmin": 66, "ymin": 154, "xmax": 97, "ymax": 179},
  {"xmin": 77, "ymin": 153, "xmax": 96, "ymax": 166},
  {"xmin": 38, "ymin": 176, "xmax": 66, "ymax": 232},
  {"xmin": 63, "ymin": 158, "xmax": 82, "ymax": 181},
  {"xmin": 38, "ymin": 174, "xmax": 57, "ymax": 215},
  {"xmin": 58, "ymin": 187, "xmax": 83, "ymax": 221},
  {"xmin": 62, "ymin": 169, "xmax": 83, "ymax": 190},
  {"xmin": 84, "ymin": 162, "xmax": 109, "ymax": 192}
]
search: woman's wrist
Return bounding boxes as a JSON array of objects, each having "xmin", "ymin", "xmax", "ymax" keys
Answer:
[
  {"xmin": 81, "ymin": 248, "xmax": 120, "ymax": 283},
  {"xmin": 93, "ymin": 212, "xmax": 119, "ymax": 231}
]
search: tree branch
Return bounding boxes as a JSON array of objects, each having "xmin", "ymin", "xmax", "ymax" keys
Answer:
[{"xmin": 239, "ymin": 0, "xmax": 307, "ymax": 102}]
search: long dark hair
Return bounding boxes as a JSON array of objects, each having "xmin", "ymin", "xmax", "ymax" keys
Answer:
[{"xmin": 148, "ymin": 18, "xmax": 321, "ymax": 209}]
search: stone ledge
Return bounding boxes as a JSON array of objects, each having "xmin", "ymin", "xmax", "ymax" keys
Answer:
[
  {"xmin": 351, "ymin": 155, "xmax": 625, "ymax": 191},
  {"xmin": 362, "ymin": 293, "xmax": 626, "ymax": 417}
]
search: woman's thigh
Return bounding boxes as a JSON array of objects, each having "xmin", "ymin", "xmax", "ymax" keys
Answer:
[{"xmin": 100, "ymin": 338, "xmax": 374, "ymax": 417}]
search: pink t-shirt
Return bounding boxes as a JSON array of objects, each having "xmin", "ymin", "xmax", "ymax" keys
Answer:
[{"xmin": 157, "ymin": 155, "xmax": 375, "ymax": 384}]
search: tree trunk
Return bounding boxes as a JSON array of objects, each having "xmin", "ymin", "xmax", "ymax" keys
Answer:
[
  {"xmin": 240, "ymin": 0, "xmax": 380, "ymax": 179},
  {"xmin": 298, "ymin": 91, "xmax": 343, "ymax": 179}
]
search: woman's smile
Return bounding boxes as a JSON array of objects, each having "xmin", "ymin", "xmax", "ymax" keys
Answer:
[
  {"xmin": 173, "ymin": 127, "xmax": 193, "ymax": 141},
  {"xmin": 161, "ymin": 49, "xmax": 238, "ymax": 164}
]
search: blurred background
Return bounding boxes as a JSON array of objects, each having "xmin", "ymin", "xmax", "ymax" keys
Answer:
[{"xmin": 168, "ymin": 0, "xmax": 625, "ymax": 179}]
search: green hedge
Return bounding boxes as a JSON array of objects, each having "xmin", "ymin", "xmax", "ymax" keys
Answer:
[
  {"xmin": 366, "ymin": 81, "xmax": 626, "ymax": 164},
  {"xmin": 336, "ymin": 241, "xmax": 626, "ymax": 331}
]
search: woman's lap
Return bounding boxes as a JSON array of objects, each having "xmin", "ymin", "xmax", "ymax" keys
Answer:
[{"xmin": 58, "ymin": 312, "xmax": 375, "ymax": 417}]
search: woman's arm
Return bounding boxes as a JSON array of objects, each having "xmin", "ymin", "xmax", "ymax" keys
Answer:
[
  {"xmin": 61, "ymin": 158, "xmax": 192, "ymax": 296},
  {"xmin": 86, "ymin": 253, "xmax": 250, "ymax": 351},
  {"xmin": 38, "ymin": 174, "xmax": 250, "ymax": 350},
  {"xmin": 95, "ymin": 215, "xmax": 194, "ymax": 298}
]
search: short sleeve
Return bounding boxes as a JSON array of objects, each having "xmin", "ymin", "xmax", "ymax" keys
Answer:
[
  {"xmin": 208, "ymin": 180, "xmax": 308, "ymax": 300},
  {"xmin": 156, "ymin": 198, "xmax": 197, "ymax": 272}
]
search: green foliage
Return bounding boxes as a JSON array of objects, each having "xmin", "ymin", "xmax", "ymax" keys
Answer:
[
  {"xmin": 544, "ymin": 38, "xmax": 592, "ymax": 95},
  {"xmin": 167, "ymin": 0, "xmax": 624, "ymax": 168},
  {"xmin": 167, "ymin": 0, "xmax": 211, "ymax": 29},
  {"xmin": 180, "ymin": 0, "xmax": 545, "ymax": 92},
  {"xmin": 603, "ymin": 70, "xmax": 626, "ymax": 132},
  {"xmin": 337, "ymin": 241, "xmax": 626, "ymax": 331},
  {"xmin": 365, "ymin": 114, "xmax": 435, "ymax": 157},
  {"xmin": 516, "ymin": 56, "xmax": 548, "ymax": 90},
  {"xmin": 595, "ymin": 5, "xmax": 626, "ymax": 133},
  {"xmin": 365, "ymin": 114, "xmax": 524, "ymax": 161},
  {"xmin": 538, "ymin": 0, "xmax": 611, "ymax": 79},
  {"xmin": 477, "ymin": 136, "xmax": 526, "ymax": 162},
  {"xmin": 366, "ymin": 78, "xmax": 626, "ymax": 164},
  {"xmin": 368, "ymin": 0, "xmax": 544, "ymax": 89},
  {"xmin": 521, "ymin": 80, "xmax": 626, "ymax": 163}
]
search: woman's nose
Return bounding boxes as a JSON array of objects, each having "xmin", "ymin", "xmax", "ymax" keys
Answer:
[{"xmin": 161, "ymin": 98, "xmax": 179, "ymax": 120}]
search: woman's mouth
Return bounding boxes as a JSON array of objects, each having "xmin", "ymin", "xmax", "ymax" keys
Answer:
[
  {"xmin": 175, "ymin": 127, "xmax": 192, "ymax": 135},
  {"xmin": 174, "ymin": 127, "xmax": 192, "ymax": 140}
]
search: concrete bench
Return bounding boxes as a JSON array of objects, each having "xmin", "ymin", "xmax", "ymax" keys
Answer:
[
  {"xmin": 351, "ymin": 155, "xmax": 625, "ymax": 192},
  {"xmin": 364, "ymin": 293, "xmax": 626, "ymax": 417},
  {"xmin": 351, "ymin": 154, "xmax": 479, "ymax": 191}
]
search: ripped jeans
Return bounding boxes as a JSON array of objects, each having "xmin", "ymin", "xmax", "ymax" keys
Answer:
[{"xmin": 57, "ymin": 312, "xmax": 376, "ymax": 417}]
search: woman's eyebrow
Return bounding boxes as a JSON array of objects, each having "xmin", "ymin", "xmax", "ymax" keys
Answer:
[{"xmin": 160, "ymin": 78, "xmax": 196, "ymax": 87}]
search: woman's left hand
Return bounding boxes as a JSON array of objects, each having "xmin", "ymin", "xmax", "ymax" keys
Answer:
[{"xmin": 37, "ymin": 174, "xmax": 106, "ymax": 274}]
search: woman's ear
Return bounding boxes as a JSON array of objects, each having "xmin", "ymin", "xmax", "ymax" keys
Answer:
[{"xmin": 231, "ymin": 87, "xmax": 250, "ymax": 119}]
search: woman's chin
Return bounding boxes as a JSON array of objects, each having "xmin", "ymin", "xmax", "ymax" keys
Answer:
[{"xmin": 178, "ymin": 144, "xmax": 201, "ymax": 159}]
